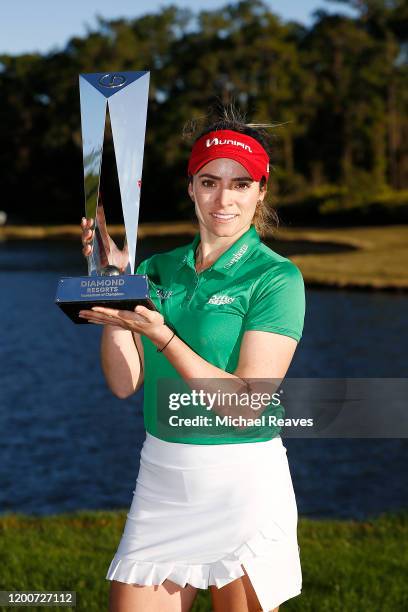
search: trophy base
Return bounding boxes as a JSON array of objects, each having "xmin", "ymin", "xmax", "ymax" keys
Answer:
[{"xmin": 55, "ymin": 274, "xmax": 157, "ymax": 324}]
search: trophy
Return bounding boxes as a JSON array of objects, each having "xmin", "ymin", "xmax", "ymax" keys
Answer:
[{"xmin": 55, "ymin": 71, "xmax": 156, "ymax": 323}]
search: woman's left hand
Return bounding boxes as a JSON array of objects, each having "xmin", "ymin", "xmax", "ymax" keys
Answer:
[{"xmin": 78, "ymin": 305, "xmax": 169, "ymax": 345}]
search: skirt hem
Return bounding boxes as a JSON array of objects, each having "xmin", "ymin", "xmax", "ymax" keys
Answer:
[{"xmin": 105, "ymin": 517, "xmax": 302, "ymax": 611}]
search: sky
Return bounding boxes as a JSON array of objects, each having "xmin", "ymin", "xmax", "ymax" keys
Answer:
[{"xmin": 1, "ymin": 0, "xmax": 358, "ymax": 56}]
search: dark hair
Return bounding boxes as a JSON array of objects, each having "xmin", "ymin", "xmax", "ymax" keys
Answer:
[{"xmin": 183, "ymin": 104, "xmax": 281, "ymax": 235}]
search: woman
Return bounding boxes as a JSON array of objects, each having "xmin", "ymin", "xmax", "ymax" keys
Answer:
[{"xmin": 79, "ymin": 113, "xmax": 306, "ymax": 612}]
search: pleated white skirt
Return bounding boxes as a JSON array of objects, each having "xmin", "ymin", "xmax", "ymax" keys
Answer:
[{"xmin": 106, "ymin": 432, "xmax": 302, "ymax": 611}]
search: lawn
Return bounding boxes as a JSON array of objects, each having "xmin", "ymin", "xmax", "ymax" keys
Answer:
[
  {"xmin": 0, "ymin": 510, "xmax": 407, "ymax": 611},
  {"xmin": 276, "ymin": 225, "xmax": 408, "ymax": 290}
]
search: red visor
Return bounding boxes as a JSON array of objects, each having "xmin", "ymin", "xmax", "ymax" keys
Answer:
[{"xmin": 188, "ymin": 129, "xmax": 269, "ymax": 182}]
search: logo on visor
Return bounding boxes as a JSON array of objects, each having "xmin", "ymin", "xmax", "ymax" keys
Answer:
[{"xmin": 206, "ymin": 137, "xmax": 252, "ymax": 153}]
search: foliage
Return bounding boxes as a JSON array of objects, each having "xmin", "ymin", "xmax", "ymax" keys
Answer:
[{"xmin": 0, "ymin": 0, "xmax": 407, "ymax": 224}]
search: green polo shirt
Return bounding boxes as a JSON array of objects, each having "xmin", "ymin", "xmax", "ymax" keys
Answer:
[{"xmin": 136, "ymin": 224, "xmax": 305, "ymax": 445}]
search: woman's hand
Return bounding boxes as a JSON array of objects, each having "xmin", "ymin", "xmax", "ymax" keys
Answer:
[
  {"xmin": 81, "ymin": 216, "xmax": 94, "ymax": 258},
  {"xmin": 80, "ymin": 205, "xmax": 129, "ymax": 272},
  {"xmin": 78, "ymin": 304, "xmax": 173, "ymax": 347}
]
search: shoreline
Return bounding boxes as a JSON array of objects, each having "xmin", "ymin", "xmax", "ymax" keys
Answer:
[
  {"xmin": 1, "ymin": 223, "xmax": 408, "ymax": 292},
  {"xmin": 0, "ymin": 221, "xmax": 198, "ymax": 240}
]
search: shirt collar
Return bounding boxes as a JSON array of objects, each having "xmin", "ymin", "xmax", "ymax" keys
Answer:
[{"xmin": 177, "ymin": 225, "xmax": 260, "ymax": 276}]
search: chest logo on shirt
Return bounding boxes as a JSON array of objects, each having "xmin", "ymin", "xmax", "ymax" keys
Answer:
[
  {"xmin": 208, "ymin": 294, "xmax": 235, "ymax": 305},
  {"xmin": 156, "ymin": 288, "xmax": 173, "ymax": 300}
]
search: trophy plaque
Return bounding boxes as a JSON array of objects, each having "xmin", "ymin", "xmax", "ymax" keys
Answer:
[{"xmin": 55, "ymin": 70, "xmax": 156, "ymax": 323}]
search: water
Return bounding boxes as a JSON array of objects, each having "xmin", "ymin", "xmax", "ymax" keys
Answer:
[{"xmin": 0, "ymin": 238, "xmax": 407, "ymax": 520}]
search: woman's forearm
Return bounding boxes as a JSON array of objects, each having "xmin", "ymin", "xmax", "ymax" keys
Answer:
[
  {"xmin": 152, "ymin": 326, "xmax": 264, "ymax": 420},
  {"xmin": 82, "ymin": 309, "xmax": 274, "ymax": 419},
  {"xmin": 154, "ymin": 326, "xmax": 235, "ymax": 381},
  {"xmin": 101, "ymin": 325, "xmax": 143, "ymax": 399}
]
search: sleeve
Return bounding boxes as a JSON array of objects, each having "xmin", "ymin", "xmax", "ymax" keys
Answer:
[
  {"xmin": 135, "ymin": 258, "xmax": 149, "ymax": 275},
  {"xmin": 135, "ymin": 255, "xmax": 164, "ymax": 312},
  {"xmin": 242, "ymin": 262, "xmax": 306, "ymax": 342},
  {"xmin": 135, "ymin": 254, "xmax": 159, "ymax": 277}
]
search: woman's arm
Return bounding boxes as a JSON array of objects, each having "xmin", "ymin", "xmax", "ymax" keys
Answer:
[
  {"xmin": 149, "ymin": 326, "xmax": 297, "ymax": 420},
  {"xmin": 80, "ymin": 216, "xmax": 143, "ymax": 399},
  {"xmin": 143, "ymin": 324, "xmax": 297, "ymax": 382},
  {"xmin": 79, "ymin": 306, "xmax": 297, "ymax": 415},
  {"xmin": 100, "ymin": 325, "xmax": 144, "ymax": 399},
  {"xmin": 234, "ymin": 330, "xmax": 298, "ymax": 380}
]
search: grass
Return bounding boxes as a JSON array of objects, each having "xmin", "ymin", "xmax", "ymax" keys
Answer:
[
  {"xmin": 277, "ymin": 225, "xmax": 408, "ymax": 291},
  {"xmin": 1, "ymin": 222, "xmax": 408, "ymax": 290},
  {"xmin": 0, "ymin": 510, "xmax": 407, "ymax": 611}
]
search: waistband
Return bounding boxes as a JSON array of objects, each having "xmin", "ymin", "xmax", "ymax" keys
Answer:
[{"xmin": 142, "ymin": 432, "xmax": 285, "ymax": 469}]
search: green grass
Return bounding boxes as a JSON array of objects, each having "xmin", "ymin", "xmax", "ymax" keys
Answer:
[
  {"xmin": 0, "ymin": 510, "xmax": 407, "ymax": 611},
  {"xmin": 274, "ymin": 225, "xmax": 408, "ymax": 290}
]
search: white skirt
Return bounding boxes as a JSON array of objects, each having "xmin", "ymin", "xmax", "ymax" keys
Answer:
[{"xmin": 106, "ymin": 432, "xmax": 302, "ymax": 611}]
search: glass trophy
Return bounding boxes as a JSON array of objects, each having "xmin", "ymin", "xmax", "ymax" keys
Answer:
[{"xmin": 55, "ymin": 71, "xmax": 156, "ymax": 323}]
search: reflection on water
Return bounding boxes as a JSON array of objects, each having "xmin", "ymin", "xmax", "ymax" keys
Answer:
[
  {"xmin": 0, "ymin": 239, "xmax": 407, "ymax": 519},
  {"xmin": 0, "ymin": 234, "xmax": 356, "ymax": 273}
]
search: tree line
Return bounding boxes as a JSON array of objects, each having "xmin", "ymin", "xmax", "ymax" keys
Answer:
[{"xmin": 0, "ymin": 0, "xmax": 407, "ymax": 226}]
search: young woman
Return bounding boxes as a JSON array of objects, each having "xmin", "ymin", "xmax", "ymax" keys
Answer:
[{"xmin": 79, "ymin": 113, "xmax": 306, "ymax": 612}]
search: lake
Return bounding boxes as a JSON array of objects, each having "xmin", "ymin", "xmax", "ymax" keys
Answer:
[{"xmin": 0, "ymin": 237, "xmax": 407, "ymax": 520}]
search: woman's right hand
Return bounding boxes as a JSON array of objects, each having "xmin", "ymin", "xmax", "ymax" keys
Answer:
[
  {"xmin": 80, "ymin": 212, "xmax": 130, "ymax": 272},
  {"xmin": 81, "ymin": 216, "xmax": 94, "ymax": 258}
]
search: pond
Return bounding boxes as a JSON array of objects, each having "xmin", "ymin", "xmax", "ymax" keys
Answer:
[{"xmin": 0, "ymin": 238, "xmax": 407, "ymax": 520}]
